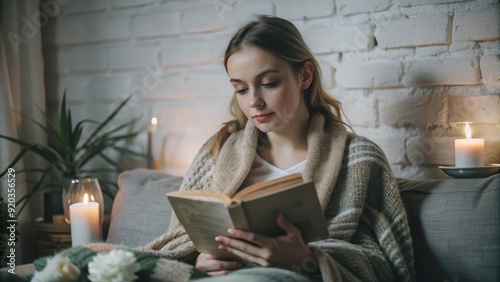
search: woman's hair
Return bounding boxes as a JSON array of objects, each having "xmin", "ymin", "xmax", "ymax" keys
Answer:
[{"xmin": 210, "ymin": 15, "xmax": 345, "ymax": 160}]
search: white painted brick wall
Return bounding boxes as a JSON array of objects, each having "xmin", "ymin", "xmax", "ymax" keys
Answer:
[
  {"xmin": 275, "ymin": 0, "xmax": 334, "ymax": 19},
  {"xmin": 448, "ymin": 95, "xmax": 500, "ymax": 123},
  {"xmin": 454, "ymin": 9, "xmax": 500, "ymax": 41},
  {"xmin": 305, "ymin": 25, "xmax": 374, "ymax": 53},
  {"xmin": 480, "ymin": 54, "xmax": 500, "ymax": 85},
  {"xmin": 377, "ymin": 15, "xmax": 450, "ymax": 49},
  {"xmin": 184, "ymin": 68, "xmax": 234, "ymax": 98},
  {"xmin": 399, "ymin": 0, "xmax": 472, "ymax": 6},
  {"xmin": 154, "ymin": 99, "xmax": 232, "ymax": 135},
  {"xmin": 337, "ymin": 0, "xmax": 391, "ymax": 15},
  {"xmin": 378, "ymin": 94, "xmax": 447, "ymax": 127},
  {"xmin": 341, "ymin": 91, "xmax": 378, "ymax": 127},
  {"xmin": 403, "ymin": 56, "xmax": 479, "ymax": 86},
  {"xmin": 68, "ymin": 45, "xmax": 108, "ymax": 72},
  {"xmin": 61, "ymin": 0, "xmax": 107, "ymax": 15},
  {"xmin": 161, "ymin": 34, "xmax": 229, "ymax": 67},
  {"xmin": 109, "ymin": 43, "xmax": 159, "ymax": 70},
  {"xmin": 234, "ymin": 0, "xmax": 274, "ymax": 22},
  {"xmin": 131, "ymin": 11, "xmax": 180, "ymax": 37},
  {"xmin": 336, "ymin": 61, "xmax": 402, "ymax": 88},
  {"xmin": 180, "ymin": 4, "xmax": 234, "ymax": 33},
  {"xmin": 42, "ymin": 0, "xmax": 500, "ymax": 178},
  {"xmin": 111, "ymin": 0, "xmax": 157, "ymax": 9},
  {"xmin": 406, "ymin": 136, "xmax": 454, "ymax": 165},
  {"xmin": 55, "ymin": 11, "xmax": 134, "ymax": 45}
]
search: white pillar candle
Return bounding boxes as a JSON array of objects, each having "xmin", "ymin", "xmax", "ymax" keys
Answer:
[
  {"xmin": 148, "ymin": 117, "xmax": 158, "ymax": 169},
  {"xmin": 70, "ymin": 193, "xmax": 101, "ymax": 247},
  {"xmin": 455, "ymin": 123, "xmax": 484, "ymax": 167}
]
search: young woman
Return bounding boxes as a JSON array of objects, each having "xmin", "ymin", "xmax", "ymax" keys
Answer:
[{"xmin": 144, "ymin": 15, "xmax": 415, "ymax": 281}]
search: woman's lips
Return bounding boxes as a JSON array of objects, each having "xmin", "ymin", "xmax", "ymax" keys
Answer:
[{"xmin": 253, "ymin": 113, "xmax": 273, "ymax": 123}]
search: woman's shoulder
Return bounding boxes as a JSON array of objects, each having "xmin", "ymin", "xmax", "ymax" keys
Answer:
[
  {"xmin": 343, "ymin": 132, "xmax": 389, "ymax": 167},
  {"xmin": 345, "ymin": 132, "xmax": 382, "ymax": 150}
]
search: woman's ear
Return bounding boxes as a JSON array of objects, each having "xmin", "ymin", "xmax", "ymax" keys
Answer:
[{"xmin": 301, "ymin": 61, "xmax": 314, "ymax": 89}]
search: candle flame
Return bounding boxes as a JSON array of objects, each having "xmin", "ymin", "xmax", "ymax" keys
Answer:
[
  {"xmin": 151, "ymin": 117, "xmax": 158, "ymax": 125},
  {"xmin": 83, "ymin": 193, "xmax": 89, "ymax": 205},
  {"xmin": 465, "ymin": 122, "xmax": 472, "ymax": 139}
]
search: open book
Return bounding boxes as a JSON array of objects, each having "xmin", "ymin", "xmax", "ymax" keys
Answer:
[{"xmin": 167, "ymin": 173, "xmax": 328, "ymax": 259}]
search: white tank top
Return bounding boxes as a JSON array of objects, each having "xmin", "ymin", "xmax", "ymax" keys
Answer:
[{"xmin": 241, "ymin": 154, "xmax": 307, "ymax": 188}]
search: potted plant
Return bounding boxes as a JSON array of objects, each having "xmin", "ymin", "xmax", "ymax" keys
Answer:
[{"xmin": 0, "ymin": 93, "xmax": 146, "ymax": 217}]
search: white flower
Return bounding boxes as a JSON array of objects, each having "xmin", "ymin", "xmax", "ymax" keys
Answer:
[
  {"xmin": 31, "ymin": 254, "xmax": 80, "ymax": 282},
  {"xmin": 88, "ymin": 249, "xmax": 141, "ymax": 282}
]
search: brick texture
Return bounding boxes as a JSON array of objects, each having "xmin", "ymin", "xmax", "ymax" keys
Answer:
[
  {"xmin": 131, "ymin": 11, "xmax": 180, "ymax": 37},
  {"xmin": 275, "ymin": 0, "xmax": 334, "ymax": 19},
  {"xmin": 41, "ymin": 0, "xmax": 500, "ymax": 178},
  {"xmin": 399, "ymin": 0, "xmax": 471, "ymax": 6},
  {"xmin": 448, "ymin": 95, "xmax": 500, "ymax": 124},
  {"xmin": 306, "ymin": 25, "xmax": 374, "ymax": 53},
  {"xmin": 454, "ymin": 9, "xmax": 500, "ymax": 41},
  {"xmin": 377, "ymin": 15, "xmax": 450, "ymax": 49},
  {"xmin": 480, "ymin": 54, "xmax": 500, "ymax": 83},
  {"xmin": 336, "ymin": 61, "xmax": 402, "ymax": 88},
  {"xmin": 337, "ymin": 0, "xmax": 391, "ymax": 15},
  {"xmin": 379, "ymin": 94, "xmax": 447, "ymax": 127},
  {"xmin": 403, "ymin": 57, "xmax": 479, "ymax": 86}
]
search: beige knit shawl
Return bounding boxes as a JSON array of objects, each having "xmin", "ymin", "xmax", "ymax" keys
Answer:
[{"xmin": 144, "ymin": 114, "xmax": 415, "ymax": 281}]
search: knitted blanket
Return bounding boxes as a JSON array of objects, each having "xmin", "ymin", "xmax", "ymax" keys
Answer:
[
  {"xmin": 0, "ymin": 246, "xmax": 208, "ymax": 282},
  {"xmin": 0, "ymin": 246, "xmax": 311, "ymax": 282},
  {"xmin": 144, "ymin": 114, "xmax": 416, "ymax": 281},
  {"xmin": 2, "ymin": 114, "xmax": 415, "ymax": 282}
]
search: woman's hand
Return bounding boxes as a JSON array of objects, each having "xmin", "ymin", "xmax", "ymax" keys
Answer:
[
  {"xmin": 195, "ymin": 253, "xmax": 244, "ymax": 276},
  {"xmin": 215, "ymin": 213, "xmax": 314, "ymax": 271}
]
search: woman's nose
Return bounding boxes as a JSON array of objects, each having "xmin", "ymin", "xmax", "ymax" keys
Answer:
[{"xmin": 249, "ymin": 90, "xmax": 264, "ymax": 108}]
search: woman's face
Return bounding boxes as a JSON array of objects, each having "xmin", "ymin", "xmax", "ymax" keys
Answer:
[{"xmin": 226, "ymin": 46, "xmax": 309, "ymax": 134}]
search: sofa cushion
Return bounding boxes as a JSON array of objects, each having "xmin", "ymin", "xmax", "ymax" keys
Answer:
[
  {"xmin": 106, "ymin": 168, "xmax": 182, "ymax": 247},
  {"xmin": 398, "ymin": 174, "xmax": 500, "ymax": 282}
]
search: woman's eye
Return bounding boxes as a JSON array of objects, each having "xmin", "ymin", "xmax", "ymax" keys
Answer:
[
  {"xmin": 235, "ymin": 88, "xmax": 248, "ymax": 95},
  {"xmin": 261, "ymin": 81, "xmax": 278, "ymax": 88}
]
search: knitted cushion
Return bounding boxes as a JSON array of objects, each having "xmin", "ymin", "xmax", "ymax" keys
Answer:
[
  {"xmin": 106, "ymin": 169, "xmax": 182, "ymax": 247},
  {"xmin": 398, "ymin": 174, "xmax": 500, "ymax": 282}
]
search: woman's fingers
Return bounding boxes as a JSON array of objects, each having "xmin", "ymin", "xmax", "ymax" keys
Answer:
[
  {"xmin": 215, "ymin": 215, "xmax": 308, "ymax": 268},
  {"xmin": 195, "ymin": 253, "xmax": 243, "ymax": 275},
  {"xmin": 277, "ymin": 213, "xmax": 302, "ymax": 239}
]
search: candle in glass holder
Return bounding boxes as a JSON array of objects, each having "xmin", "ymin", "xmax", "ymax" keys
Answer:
[
  {"xmin": 455, "ymin": 123, "xmax": 484, "ymax": 167},
  {"xmin": 70, "ymin": 193, "xmax": 100, "ymax": 246}
]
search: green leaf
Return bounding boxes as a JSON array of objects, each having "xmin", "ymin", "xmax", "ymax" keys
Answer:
[
  {"xmin": 16, "ymin": 170, "xmax": 51, "ymax": 215},
  {"xmin": 97, "ymin": 152, "xmax": 122, "ymax": 171},
  {"xmin": 80, "ymin": 96, "xmax": 132, "ymax": 152},
  {"xmin": 0, "ymin": 133, "xmax": 32, "ymax": 147},
  {"xmin": 60, "ymin": 91, "xmax": 69, "ymax": 154},
  {"xmin": 112, "ymin": 146, "xmax": 148, "ymax": 158}
]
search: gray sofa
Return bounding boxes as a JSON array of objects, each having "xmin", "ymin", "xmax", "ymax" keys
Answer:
[{"xmin": 107, "ymin": 169, "xmax": 500, "ymax": 282}]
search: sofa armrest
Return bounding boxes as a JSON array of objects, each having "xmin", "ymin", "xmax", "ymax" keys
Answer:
[
  {"xmin": 106, "ymin": 169, "xmax": 182, "ymax": 247},
  {"xmin": 398, "ymin": 174, "xmax": 500, "ymax": 282}
]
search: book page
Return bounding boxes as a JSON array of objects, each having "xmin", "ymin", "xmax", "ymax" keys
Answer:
[
  {"xmin": 167, "ymin": 195, "xmax": 240, "ymax": 260},
  {"xmin": 236, "ymin": 181, "xmax": 328, "ymax": 242},
  {"xmin": 233, "ymin": 173, "xmax": 303, "ymax": 201},
  {"xmin": 167, "ymin": 190, "xmax": 232, "ymax": 205}
]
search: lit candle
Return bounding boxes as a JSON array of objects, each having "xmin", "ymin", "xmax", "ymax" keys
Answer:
[
  {"xmin": 69, "ymin": 193, "xmax": 101, "ymax": 246},
  {"xmin": 148, "ymin": 117, "xmax": 158, "ymax": 168},
  {"xmin": 455, "ymin": 123, "xmax": 484, "ymax": 167}
]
